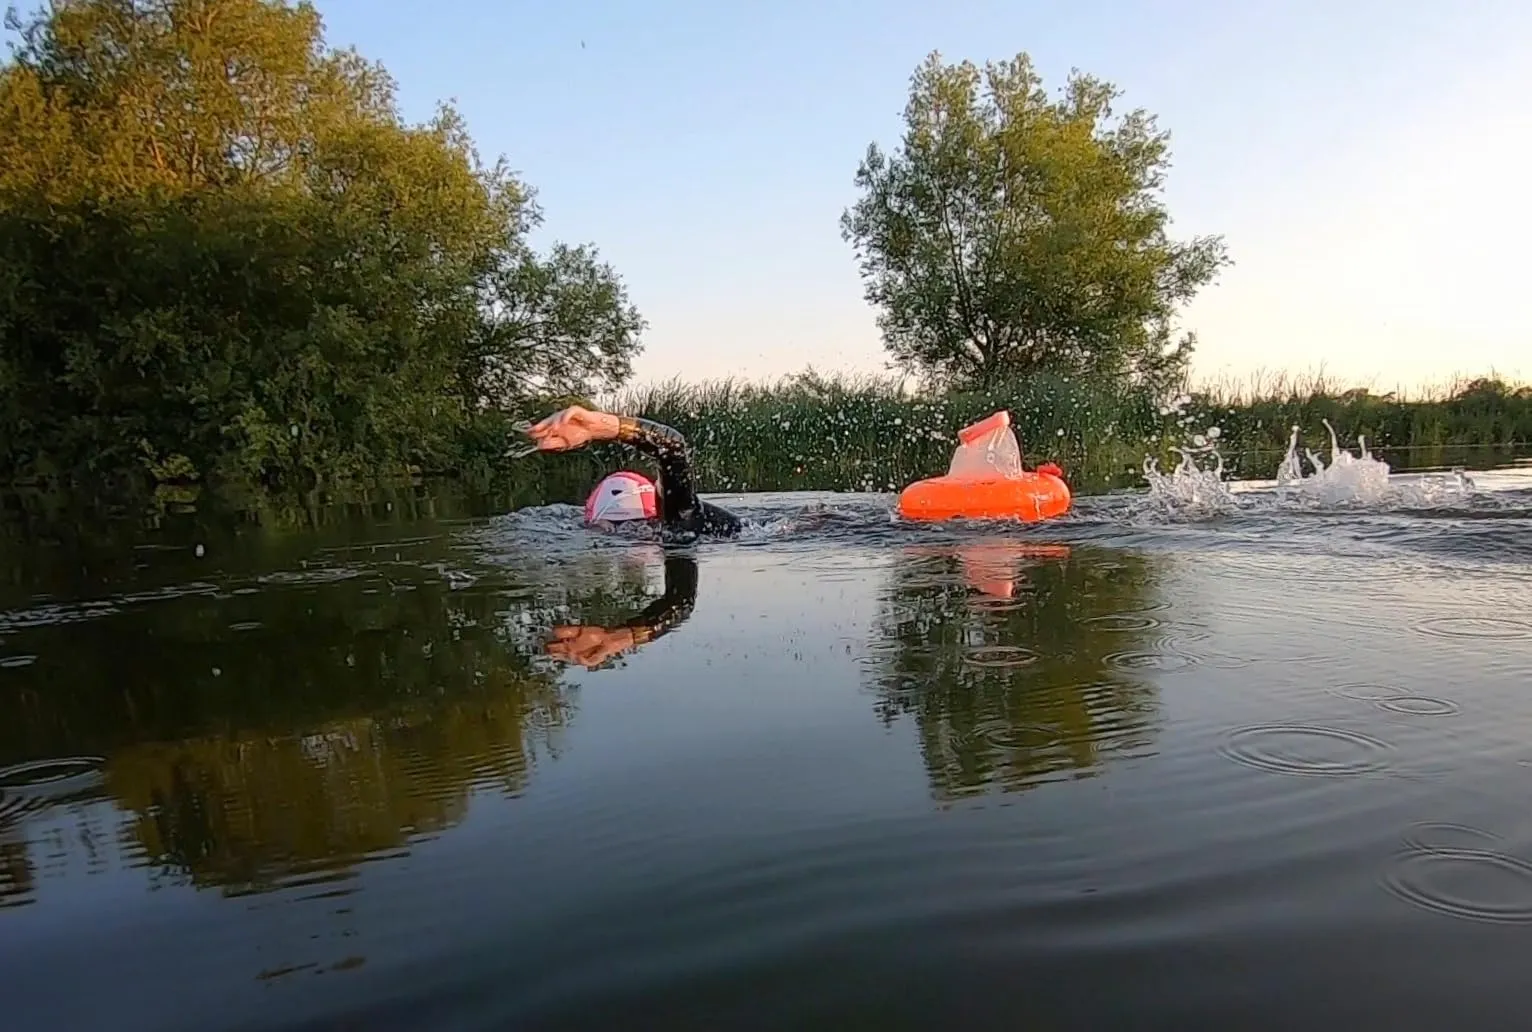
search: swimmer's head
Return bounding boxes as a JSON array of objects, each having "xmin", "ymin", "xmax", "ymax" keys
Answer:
[{"xmin": 585, "ymin": 471, "xmax": 658, "ymax": 525}]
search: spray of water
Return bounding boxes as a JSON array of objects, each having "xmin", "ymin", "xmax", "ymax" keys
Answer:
[
  {"xmin": 1139, "ymin": 395, "xmax": 1243, "ymax": 518},
  {"xmin": 1141, "ymin": 444, "xmax": 1242, "ymax": 519},
  {"xmin": 1145, "ymin": 415, "xmax": 1479, "ymax": 517},
  {"xmin": 1275, "ymin": 419, "xmax": 1393, "ymax": 505},
  {"xmin": 1277, "ymin": 419, "xmax": 1480, "ymax": 508}
]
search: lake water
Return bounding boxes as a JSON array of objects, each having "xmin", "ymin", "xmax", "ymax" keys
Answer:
[{"xmin": 3, "ymin": 448, "xmax": 1532, "ymax": 1030}]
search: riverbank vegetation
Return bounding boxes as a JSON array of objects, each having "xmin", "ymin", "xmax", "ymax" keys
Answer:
[
  {"xmin": 0, "ymin": 2, "xmax": 1522, "ymax": 509},
  {"xmin": 584, "ymin": 369, "xmax": 1532, "ymax": 495},
  {"xmin": 0, "ymin": 0, "xmax": 640, "ymax": 493}
]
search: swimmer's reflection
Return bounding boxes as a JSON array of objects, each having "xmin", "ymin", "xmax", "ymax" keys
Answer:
[{"xmin": 545, "ymin": 554, "xmax": 698, "ymax": 669}]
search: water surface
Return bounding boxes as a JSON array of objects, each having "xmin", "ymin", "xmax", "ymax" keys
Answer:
[{"xmin": 3, "ymin": 457, "xmax": 1532, "ymax": 1030}]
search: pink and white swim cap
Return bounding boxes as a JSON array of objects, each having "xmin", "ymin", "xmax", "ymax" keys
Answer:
[{"xmin": 584, "ymin": 471, "xmax": 658, "ymax": 523}]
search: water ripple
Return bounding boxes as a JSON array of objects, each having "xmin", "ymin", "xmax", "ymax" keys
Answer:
[
  {"xmin": 1327, "ymin": 682, "xmax": 1410, "ymax": 702},
  {"xmin": 962, "ymin": 646, "xmax": 1039, "ymax": 669},
  {"xmin": 1103, "ymin": 645, "xmax": 1201, "ymax": 674},
  {"xmin": 1382, "ymin": 847, "xmax": 1532, "ymax": 925},
  {"xmin": 969, "ymin": 718, "xmax": 1060, "ymax": 751},
  {"xmin": 1413, "ymin": 616, "xmax": 1532, "ymax": 641},
  {"xmin": 1401, "ymin": 822, "xmax": 1506, "ymax": 855},
  {"xmin": 1376, "ymin": 696, "xmax": 1461, "ymax": 717},
  {"xmin": 1219, "ymin": 724, "xmax": 1392, "ymax": 777},
  {"xmin": 1081, "ymin": 613, "xmax": 1163, "ymax": 631},
  {"xmin": 966, "ymin": 597, "xmax": 1032, "ymax": 613},
  {"xmin": 0, "ymin": 757, "xmax": 106, "ymax": 824},
  {"xmin": 0, "ymin": 756, "xmax": 105, "ymax": 790}
]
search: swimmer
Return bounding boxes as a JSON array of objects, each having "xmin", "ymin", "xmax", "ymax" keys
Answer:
[{"xmin": 524, "ymin": 405, "xmax": 743, "ymax": 539}]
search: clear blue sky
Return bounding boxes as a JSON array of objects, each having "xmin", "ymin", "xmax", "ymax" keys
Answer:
[{"xmin": 46, "ymin": 1, "xmax": 1532, "ymax": 391}]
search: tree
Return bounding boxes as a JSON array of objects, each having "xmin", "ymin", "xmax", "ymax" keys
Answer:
[
  {"xmin": 841, "ymin": 51, "xmax": 1230, "ymax": 392},
  {"xmin": 0, "ymin": 0, "xmax": 642, "ymax": 488},
  {"xmin": 468, "ymin": 236, "xmax": 646, "ymax": 409}
]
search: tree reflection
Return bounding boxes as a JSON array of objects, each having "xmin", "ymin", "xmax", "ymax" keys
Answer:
[
  {"xmin": 0, "ymin": 541, "xmax": 669, "ymax": 906},
  {"xmin": 868, "ymin": 540, "xmax": 1164, "ymax": 800}
]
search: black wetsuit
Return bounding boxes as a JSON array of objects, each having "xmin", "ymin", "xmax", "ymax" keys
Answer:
[
  {"xmin": 622, "ymin": 554, "xmax": 699, "ymax": 646},
  {"xmin": 614, "ymin": 416, "xmax": 742, "ymax": 539}
]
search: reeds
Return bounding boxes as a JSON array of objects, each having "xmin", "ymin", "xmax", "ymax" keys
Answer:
[
  {"xmin": 596, "ymin": 369, "xmax": 1164, "ymax": 493},
  {"xmin": 1177, "ymin": 366, "xmax": 1532, "ymax": 456},
  {"xmin": 540, "ymin": 366, "xmax": 1532, "ymax": 494}
]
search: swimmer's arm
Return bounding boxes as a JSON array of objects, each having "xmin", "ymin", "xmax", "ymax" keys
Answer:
[{"xmin": 614, "ymin": 416, "xmax": 700, "ymax": 522}]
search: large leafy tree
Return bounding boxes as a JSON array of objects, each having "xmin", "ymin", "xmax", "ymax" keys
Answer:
[
  {"xmin": 0, "ymin": 0, "xmax": 642, "ymax": 487},
  {"xmin": 842, "ymin": 51, "xmax": 1230, "ymax": 391}
]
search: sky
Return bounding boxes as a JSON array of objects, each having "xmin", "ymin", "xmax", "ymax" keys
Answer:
[{"xmin": 29, "ymin": 0, "xmax": 1532, "ymax": 393}]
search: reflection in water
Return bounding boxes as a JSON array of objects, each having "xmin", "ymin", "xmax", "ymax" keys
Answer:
[
  {"xmin": 8, "ymin": 479, "xmax": 1532, "ymax": 1027},
  {"xmin": 868, "ymin": 541, "xmax": 1164, "ymax": 800},
  {"xmin": 0, "ymin": 541, "xmax": 687, "ymax": 912},
  {"xmin": 544, "ymin": 554, "xmax": 699, "ymax": 669},
  {"xmin": 0, "ymin": 759, "xmax": 110, "ymax": 908}
]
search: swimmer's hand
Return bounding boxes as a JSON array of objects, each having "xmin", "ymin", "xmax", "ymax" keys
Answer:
[
  {"xmin": 525, "ymin": 405, "xmax": 622, "ymax": 452},
  {"xmin": 545, "ymin": 625, "xmax": 637, "ymax": 669}
]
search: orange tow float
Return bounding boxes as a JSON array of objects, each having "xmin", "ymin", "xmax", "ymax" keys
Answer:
[{"xmin": 896, "ymin": 410, "xmax": 1072, "ymax": 523}]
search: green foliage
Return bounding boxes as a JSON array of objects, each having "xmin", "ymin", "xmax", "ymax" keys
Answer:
[
  {"xmin": 1175, "ymin": 371, "xmax": 1532, "ymax": 458},
  {"xmin": 580, "ymin": 369, "xmax": 1532, "ymax": 497},
  {"xmin": 0, "ymin": 0, "xmax": 643, "ymax": 491},
  {"xmin": 469, "ymin": 240, "xmax": 646, "ymax": 407},
  {"xmin": 842, "ymin": 51, "xmax": 1230, "ymax": 392},
  {"xmin": 607, "ymin": 368, "xmax": 1163, "ymax": 493}
]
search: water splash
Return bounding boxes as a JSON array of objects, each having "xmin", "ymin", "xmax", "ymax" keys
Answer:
[
  {"xmin": 1142, "ymin": 444, "xmax": 1242, "ymax": 518},
  {"xmin": 1140, "ymin": 417, "xmax": 1482, "ymax": 519},
  {"xmin": 1275, "ymin": 420, "xmax": 1477, "ymax": 508},
  {"xmin": 1275, "ymin": 420, "xmax": 1391, "ymax": 505}
]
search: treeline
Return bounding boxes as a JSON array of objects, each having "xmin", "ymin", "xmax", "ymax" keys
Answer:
[
  {"xmin": 6, "ymin": 2, "xmax": 1512, "ymax": 503},
  {"xmin": 0, "ymin": 1, "xmax": 1238, "ymax": 498},
  {"xmin": 0, "ymin": 0, "xmax": 639, "ymax": 491}
]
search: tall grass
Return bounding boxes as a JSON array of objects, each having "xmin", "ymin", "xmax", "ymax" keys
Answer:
[
  {"xmin": 599, "ymin": 369, "xmax": 1162, "ymax": 493},
  {"xmin": 544, "ymin": 367, "xmax": 1532, "ymax": 495},
  {"xmin": 1180, "ymin": 368, "xmax": 1532, "ymax": 455}
]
